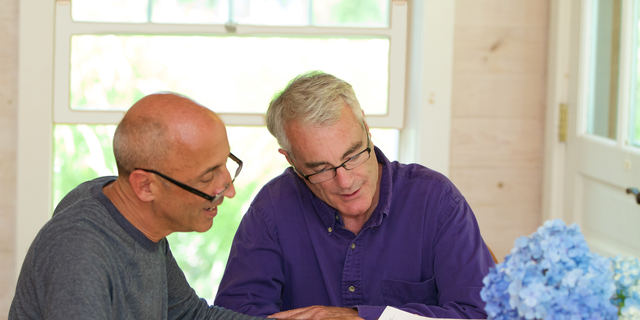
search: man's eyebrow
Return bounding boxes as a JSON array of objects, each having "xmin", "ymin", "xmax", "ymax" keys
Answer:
[
  {"xmin": 303, "ymin": 140, "xmax": 364, "ymax": 169},
  {"xmin": 342, "ymin": 140, "xmax": 363, "ymax": 159}
]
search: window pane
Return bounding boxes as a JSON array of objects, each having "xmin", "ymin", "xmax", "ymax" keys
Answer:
[
  {"xmin": 70, "ymin": 35, "xmax": 390, "ymax": 115},
  {"xmin": 151, "ymin": 0, "xmax": 229, "ymax": 24},
  {"xmin": 633, "ymin": 96, "xmax": 640, "ymax": 146},
  {"xmin": 370, "ymin": 128, "xmax": 399, "ymax": 161},
  {"xmin": 233, "ymin": 0, "xmax": 309, "ymax": 26},
  {"xmin": 312, "ymin": 0, "xmax": 389, "ymax": 28},
  {"xmin": 72, "ymin": 0, "xmax": 149, "ymax": 23},
  {"xmin": 53, "ymin": 125, "xmax": 118, "ymax": 207},
  {"xmin": 588, "ymin": 0, "xmax": 622, "ymax": 139}
]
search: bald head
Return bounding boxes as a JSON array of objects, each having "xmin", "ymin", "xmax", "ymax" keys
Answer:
[{"xmin": 113, "ymin": 92, "xmax": 225, "ymax": 178}]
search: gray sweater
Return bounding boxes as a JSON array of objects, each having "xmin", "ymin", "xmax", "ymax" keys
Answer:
[{"xmin": 9, "ymin": 176, "xmax": 264, "ymax": 320}]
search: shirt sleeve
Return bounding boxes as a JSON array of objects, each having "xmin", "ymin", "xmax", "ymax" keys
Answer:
[
  {"xmin": 356, "ymin": 196, "xmax": 495, "ymax": 320},
  {"xmin": 214, "ymin": 204, "xmax": 285, "ymax": 318}
]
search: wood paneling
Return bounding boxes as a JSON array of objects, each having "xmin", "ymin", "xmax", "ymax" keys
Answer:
[
  {"xmin": 450, "ymin": 0, "xmax": 548, "ymax": 262},
  {"xmin": 0, "ymin": 207, "xmax": 15, "ymax": 317},
  {"xmin": 454, "ymin": 26, "xmax": 547, "ymax": 74},
  {"xmin": 1, "ymin": 0, "xmax": 18, "ymax": 316},
  {"xmin": 451, "ymin": 118, "xmax": 544, "ymax": 166},
  {"xmin": 455, "ymin": 0, "xmax": 548, "ymax": 28},
  {"xmin": 450, "ymin": 166, "xmax": 542, "ymax": 210},
  {"xmin": 473, "ymin": 207, "xmax": 541, "ymax": 262},
  {"xmin": 452, "ymin": 74, "xmax": 546, "ymax": 119}
]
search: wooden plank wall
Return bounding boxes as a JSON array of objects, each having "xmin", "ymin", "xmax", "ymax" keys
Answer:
[
  {"xmin": 0, "ymin": 0, "xmax": 18, "ymax": 316},
  {"xmin": 449, "ymin": 0, "xmax": 549, "ymax": 262}
]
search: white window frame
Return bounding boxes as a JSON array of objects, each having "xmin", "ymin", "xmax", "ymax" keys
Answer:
[
  {"xmin": 52, "ymin": 2, "xmax": 407, "ymax": 127},
  {"xmin": 16, "ymin": 0, "xmax": 455, "ymax": 278}
]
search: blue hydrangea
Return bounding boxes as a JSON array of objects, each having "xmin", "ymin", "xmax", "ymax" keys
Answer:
[
  {"xmin": 611, "ymin": 255, "xmax": 640, "ymax": 320},
  {"xmin": 480, "ymin": 219, "xmax": 618, "ymax": 320}
]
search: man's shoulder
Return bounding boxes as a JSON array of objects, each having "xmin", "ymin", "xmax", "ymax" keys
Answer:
[
  {"xmin": 389, "ymin": 161, "xmax": 463, "ymax": 201},
  {"xmin": 36, "ymin": 177, "xmax": 125, "ymax": 256},
  {"xmin": 245, "ymin": 168, "xmax": 314, "ymax": 224},
  {"xmin": 253, "ymin": 167, "xmax": 302, "ymax": 200},
  {"xmin": 36, "ymin": 204, "xmax": 119, "ymax": 254},
  {"xmin": 54, "ymin": 176, "xmax": 116, "ymax": 216},
  {"xmin": 392, "ymin": 161, "xmax": 452, "ymax": 185}
]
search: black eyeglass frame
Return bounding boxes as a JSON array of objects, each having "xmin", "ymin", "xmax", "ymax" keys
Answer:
[
  {"xmin": 295, "ymin": 134, "xmax": 371, "ymax": 184},
  {"xmin": 135, "ymin": 153, "xmax": 243, "ymax": 203}
]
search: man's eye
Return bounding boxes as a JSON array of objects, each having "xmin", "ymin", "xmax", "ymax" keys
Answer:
[
  {"xmin": 314, "ymin": 167, "xmax": 332, "ymax": 174},
  {"xmin": 201, "ymin": 173, "xmax": 214, "ymax": 182}
]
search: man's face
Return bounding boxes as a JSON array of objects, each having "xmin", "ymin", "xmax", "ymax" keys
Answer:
[
  {"xmin": 155, "ymin": 121, "xmax": 236, "ymax": 233},
  {"xmin": 285, "ymin": 105, "xmax": 380, "ymax": 219}
]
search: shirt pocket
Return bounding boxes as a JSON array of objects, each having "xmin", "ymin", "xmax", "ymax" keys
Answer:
[{"xmin": 382, "ymin": 277, "xmax": 438, "ymax": 305}]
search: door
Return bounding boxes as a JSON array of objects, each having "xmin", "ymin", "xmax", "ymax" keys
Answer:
[{"xmin": 564, "ymin": 0, "xmax": 640, "ymax": 257}]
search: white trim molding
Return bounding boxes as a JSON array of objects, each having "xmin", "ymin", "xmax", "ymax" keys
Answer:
[{"xmin": 400, "ymin": 0, "xmax": 454, "ymax": 175}]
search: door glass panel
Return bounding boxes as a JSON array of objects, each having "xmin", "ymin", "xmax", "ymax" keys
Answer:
[
  {"xmin": 70, "ymin": 35, "xmax": 390, "ymax": 115},
  {"xmin": 632, "ymin": 2, "xmax": 640, "ymax": 147},
  {"xmin": 588, "ymin": 0, "xmax": 622, "ymax": 139},
  {"xmin": 53, "ymin": 124, "xmax": 398, "ymax": 300},
  {"xmin": 633, "ymin": 97, "xmax": 640, "ymax": 146}
]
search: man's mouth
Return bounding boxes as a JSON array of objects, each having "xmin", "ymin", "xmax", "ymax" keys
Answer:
[
  {"xmin": 341, "ymin": 187, "xmax": 360, "ymax": 198},
  {"xmin": 204, "ymin": 206, "xmax": 216, "ymax": 212}
]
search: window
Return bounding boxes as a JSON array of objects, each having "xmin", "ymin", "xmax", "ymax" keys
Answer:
[{"xmin": 47, "ymin": 0, "xmax": 407, "ymax": 300}]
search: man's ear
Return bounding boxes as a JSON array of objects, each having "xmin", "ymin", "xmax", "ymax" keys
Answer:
[
  {"xmin": 129, "ymin": 170, "xmax": 155, "ymax": 202},
  {"xmin": 278, "ymin": 149, "xmax": 306, "ymax": 179},
  {"xmin": 278, "ymin": 148, "xmax": 294, "ymax": 166}
]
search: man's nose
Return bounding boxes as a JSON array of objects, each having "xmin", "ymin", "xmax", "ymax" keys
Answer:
[
  {"xmin": 334, "ymin": 166, "xmax": 354, "ymax": 188},
  {"xmin": 224, "ymin": 182, "xmax": 236, "ymax": 199}
]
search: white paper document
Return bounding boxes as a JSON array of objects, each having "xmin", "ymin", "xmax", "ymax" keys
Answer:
[{"xmin": 378, "ymin": 306, "xmax": 484, "ymax": 320}]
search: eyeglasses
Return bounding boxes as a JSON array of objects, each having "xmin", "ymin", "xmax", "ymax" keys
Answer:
[
  {"xmin": 136, "ymin": 153, "xmax": 243, "ymax": 204},
  {"xmin": 295, "ymin": 134, "xmax": 371, "ymax": 184}
]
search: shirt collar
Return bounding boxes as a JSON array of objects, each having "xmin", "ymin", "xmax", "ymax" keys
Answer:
[{"xmin": 93, "ymin": 178, "xmax": 161, "ymax": 252}]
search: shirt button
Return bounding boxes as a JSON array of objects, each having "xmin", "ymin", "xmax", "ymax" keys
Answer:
[
  {"xmin": 328, "ymin": 227, "xmax": 333, "ymax": 233},
  {"xmin": 335, "ymin": 215, "xmax": 340, "ymax": 220},
  {"xmin": 349, "ymin": 286, "xmax": 355, "ymax": 292},
  {"xmin": 351, "ymin": 243, "xmax": 356, "ymax": 250}
]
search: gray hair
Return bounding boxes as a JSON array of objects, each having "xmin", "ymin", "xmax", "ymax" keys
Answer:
[{"xmin": 265, "ymin": 71, "xmax": 365, "ymax": 153}]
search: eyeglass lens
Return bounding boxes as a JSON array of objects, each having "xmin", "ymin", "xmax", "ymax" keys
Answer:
[{"xmin": 308, "ymin": 149, "xmax": 370, "ymax": 184}]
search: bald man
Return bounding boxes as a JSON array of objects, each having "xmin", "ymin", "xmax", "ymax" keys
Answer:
[{"xmin": 9, "ymin": 93, "xmax": 264, "ymax": 320}]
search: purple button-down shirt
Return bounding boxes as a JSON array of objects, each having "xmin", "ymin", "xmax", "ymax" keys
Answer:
[{"xmin": 215, "ymin": 147, "xmax": 494, "ymax": 320}]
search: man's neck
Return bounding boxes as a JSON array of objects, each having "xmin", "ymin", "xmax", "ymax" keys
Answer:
[{"xmin": 102, "ymin": 179, "xmax": 166, "ymax": 242}]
